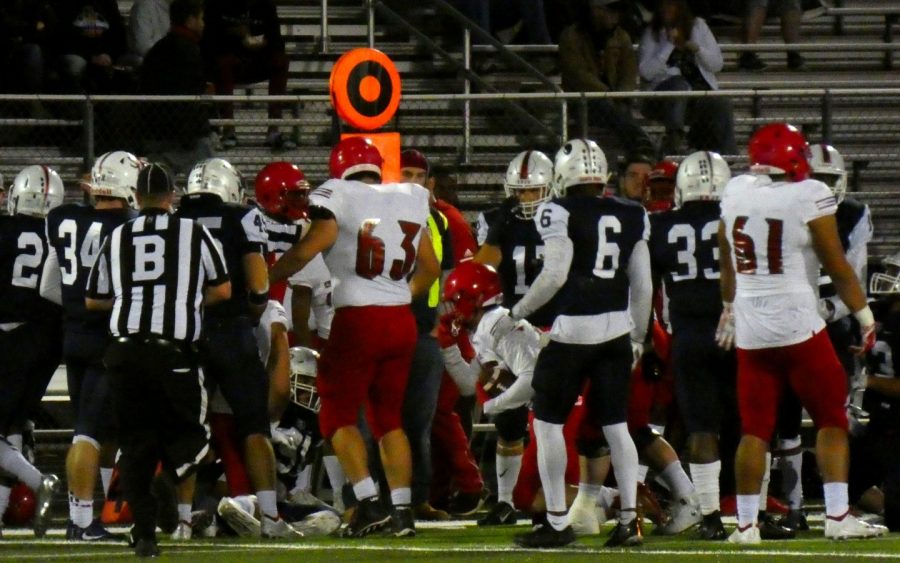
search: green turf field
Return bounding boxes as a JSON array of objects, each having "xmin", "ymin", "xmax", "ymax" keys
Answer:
[{"xmin": 3, "ymin": 523, "xmax": 900, "ymax": 561}]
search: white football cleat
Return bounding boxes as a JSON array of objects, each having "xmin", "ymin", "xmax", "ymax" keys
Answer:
[
  {"xmin": 291, "ymin": 509, "xmax": 342, "ymax": 537},
  {"xmin": 171, "ymin": 521, "xmax": 192, "ymax": 540},
  {"xmin": 728, "ymin": 525, "xmax": 762, "ymax": 545},
  {"xmin": 660, "ymin": 496, "xmax": 702, "ymax": 535},
  {"xmin": 567, "ymin": 496, "xmax": 600, "ymax": 536},
  {"xmin": 261, "ymin": 515, "xmax": 304, "ymax": 539},
  {"xmin": 217, "ymin": 497, "xmax": 261, "ymax": 538},
  {"xmin": 825, "ymin": 513, "xmax": 888, "ymax": 540}
]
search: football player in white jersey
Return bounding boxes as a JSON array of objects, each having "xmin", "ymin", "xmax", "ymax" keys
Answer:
[
  {"xmin": 717, "ymin": 123, "xmax": 886, "ymax": 543},
  {"xmin": 270, "ymin": 137, "xmax": 440, "ymax": 538}
]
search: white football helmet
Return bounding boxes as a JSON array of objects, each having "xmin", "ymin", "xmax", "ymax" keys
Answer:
[
  {"xmin": 504, "ymin": 150, "xmax": 553, "ymax": 219},
  {"xmin": 187, "ymin": 158, "xmax": 243, "ymax": 203},
  {"xmin": 8, "ymin": 165, "xmax": 65, "ymax": 217},
  {"xmin": 675, "ymin": 151, "xmax": 732, "ymax": 207},
  {"xmin": 91, "ymin": 151, "xmax": 142, "ymax": 209},
  {"xmin": 289, "ymin": 347, "xmax": 320, "ymax": 413},
  {"xmin": 553, "ymin": 139, "xmax": 609, "ymax": 197},
  {"xmin": 808, "ymin": 143, "xmax": 848, "ymax": 204},
  {"xmin": 870, "ymin": 252, "xmax": 900, "ymax": 295}
]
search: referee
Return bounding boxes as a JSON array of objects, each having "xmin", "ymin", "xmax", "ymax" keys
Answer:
[{"xmin": 85, "ymin": 163, "xmax": 231, "ymax": 557}]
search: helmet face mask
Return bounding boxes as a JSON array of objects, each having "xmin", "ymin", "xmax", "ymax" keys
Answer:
[
  {"xmin": 254, "ymin": 161, "xmax": 310, "ymax": 221},
  {"xmin": 289, "ymin": 347, "xmax": 320, "ymax": 413},
  {"xmin": 442, "ymin": 262, "xmax": 504, "ymax": 325},
  {"xmin": 808, "ymin": 144, "xmax": 848, "ymax": 204},
  {"xmin": 870, "ymin": 253, "xmax": 900, "ymax": 295},
  {"xmin": 675, "ymin": 151, "xmax": 732, "ymax": 207},
  {"xmin": 8, "ymin": 165, "xmax": 65, "ymax": 217},
  {"xmin": 553, "ymin": 139, "xmax": 609, "ymax": 197},
  {"xmin": 504, "ymin": 150, "xmax": 553, "ymax": 219},
  {"xmin": 187, "ymin": 158, "xmax": 243, "ymax": 203},
  {"xmin": 91, "ymin": 151, "xmax": 142, "ymax": 209}
]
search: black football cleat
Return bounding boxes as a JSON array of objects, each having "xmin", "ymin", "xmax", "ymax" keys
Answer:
[
  {"xmin": 478, "ymin": 501, "xmax": 517, "ymax": 526},
  {"xmin": 778, "ymin": 509, "xmax": 809, "ymax": 532},
  {"xmin": 135, "ymin": 538, "xmax": 160, "ymax": 558},
  {"xmin": 391, "ymin": 507, "xmax": 416, "ymax": 537},
  {"xmin": 605, "ymin": 518, "xmax": 643, "ymax": 547},
  {"xmin": 343, "ymin": 497, "xmax": 390, "ymax": 538},
  {"xmin": 514, "ymin": 524, "xmax": 576, "ymax": 548},
  {"xmin": 696, "ymin": 511, "xmax": 728, "ymax": 540},
  {"xmin": 758, "ymin": 512, "xmax": 796, "ymax": 540}
]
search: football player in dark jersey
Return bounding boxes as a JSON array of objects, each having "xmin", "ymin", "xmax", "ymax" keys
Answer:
[
  {"xmin": 513, "ymin": 139, "xmax": 652, "ymax": 548},
  {"xmin": 176, "ymin": 158, "xmax": 298, "ymax": 538},
  {"xmin": 41, "ymin": 151, "xmax": 140, "ymax": 541},
  {"xmin": 0, "ymin": 165, "xmax": 65, "ymax": 538},
  {"xmin": 472, "ymin": 150, "xmax": 555, "ymax": 526}
]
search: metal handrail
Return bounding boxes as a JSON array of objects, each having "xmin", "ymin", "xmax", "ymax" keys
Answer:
[{"xmin": 471, "ymin": 41, "xmax": 900, "ymax": 53}]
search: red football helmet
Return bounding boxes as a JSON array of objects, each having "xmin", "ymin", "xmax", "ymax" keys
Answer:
[
  {"xmin": 442, "ymin": 261, "xmax": 504, "ymax": 323},
  {"xmin": 645, "ymin": 160, "xmax": 678, "ymax": 213},
  {"xmin": 254, "ymin": 161, "xmax": 311, "ymax": 221},
  {"xmin": 748, "ymin": 122, "xmax": 811, "ymax": 181},
  {"xmin": 3, "ymin": 482, "xmax": 36, "ymax": 526},
  {"xmin": 329, "ymin": 137, "xmax": 383, "ymax": 181}
]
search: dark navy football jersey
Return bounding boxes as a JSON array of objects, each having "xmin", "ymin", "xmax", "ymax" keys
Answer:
[
  {"xmin": 45, "ymin": 203, "xmax": 135, "ymax": 326},
  {"xmin": 864, "ymin": 312, "xmax": 900, "ymax": 431},
  {"xmin": 819, "ymin": 196, "xmax": 870, "ymax": 301},
  {"xmin": 485, "ymin": 205, "xmax": 557, "ymax": 327},
  {"xmin": 176, "ymin": 194, "xmax": 267, "ymax": 318},
  {"xmin": 649, "ymin": 201, "xmax": 723, "ymax": 321},
  {"xmin": 0, "ymin": 214, "xmax": 60, "ymax": 323},
  {"xmin": 537, "ymin": 194, "xmax": 647, "ymax": 317}
]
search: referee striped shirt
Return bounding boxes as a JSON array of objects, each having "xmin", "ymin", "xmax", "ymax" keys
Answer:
[{"xmin": 86, "ymin": 209, "xmax": 229, "ymax": 343}]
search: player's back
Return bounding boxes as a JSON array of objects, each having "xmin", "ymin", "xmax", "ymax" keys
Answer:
[
  {"xmin": 177, "ymin": 194, "xmax": 267, "ymax": 318},
  {"xmin": 309, "ymin": 179, "xmax": 429, "ymax": 308},
  {"xmin": 649, "ymin": 201, "xmax": 722, "ymax": 321},
  {"xmin": 45, "ymin": 203, "xmax": 135, "ymax": 324},
  {"xmin": 0, "ymin": 214, "xmax": 60, "ymax": 324}
]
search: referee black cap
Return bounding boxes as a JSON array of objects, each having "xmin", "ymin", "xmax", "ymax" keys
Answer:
[{"xmin": 137, "ymin": 162, "xmax": 175, "ymax": 196}]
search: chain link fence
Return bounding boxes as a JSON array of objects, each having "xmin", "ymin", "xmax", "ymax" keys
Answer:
[{"xmin": 2, "ymin": 89, "xmax": 900, "ymax": 257}]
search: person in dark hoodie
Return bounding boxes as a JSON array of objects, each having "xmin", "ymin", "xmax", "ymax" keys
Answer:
[
  {"xmin": 57, "ymin": 0, "xmax": 126, "ymax": 93},
  {"xmin": 203, "ymin": 0, "xmax": 293, "ymax": 150},
  {"xmin": 140, "ymin": 0, "xmax": 213, "ymax": 175},
  {"xmin": 558, "ymin": 0, "xmax": 655, "ymax": 159}
]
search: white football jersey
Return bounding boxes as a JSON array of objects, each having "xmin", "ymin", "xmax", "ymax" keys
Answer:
[
  {"xmin": 721, "ymin": 174, "xmax": 837, "ymax": 349},
  {"xmin": 309, "ymin": 179, "xmax": 430, "ymax": 308}
]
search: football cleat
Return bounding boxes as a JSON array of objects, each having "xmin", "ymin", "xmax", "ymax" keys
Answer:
[
  {"xmin": 170, "ymin": 521, "xmax": 192, "ymax": 541},
  {"xmin": 477, "ymin": 501, "xmax": 517, "ymax": 527},
  {"xmin": 390, "ymin": 507, "xmax": 416, "ymax": 537},
  {"xmin": 134, "ymin": 537, "xmax": 160, "ymax": 558},
  {"xmin": 217, "ymin": 496, "xmax": 261, "ymax": 538},
  {"xmin": 778, "ymin": 509, "xmax": 810, "ymax": 532},
  {"xmin": 66, "ymin": 518, "xmax": 126, "ymax": 542},
  {"xmin": 447, "ymin": 489, "xmax": 488, "ymax": 517},
  {"xmin": 514, "ymin": 524, "xmax": 576, "ymax": 548},
  {"xmin": 261, "ymin": 515, "xmax": 304, "ymax": 539},
  {"xmin": 659, "ymin": 496, "xmax": 702, "ymax": 535},
  {"xmin": 343, "ymin": 497, "xmax": 390, "ymax": 538},
  {"xmin": 605, "ymin": 518, "xmax": 643, "ymax": 547},
  {"xmin": 728, "ymin": 524, "xmax": 762, "ymax": 545},
  {"xmin": 696, "ymin": 511, "xmax": 728, "ymax": 541},
  {"xmin": 825, "ymin": 512, "xmax": 887, "ymax": 540},
  {"xmin": 33, "ymin": 474, "xmax": 60, "ymax": 538},
  {"xmin": 758, "ymin": 513, "xmax": 796, "ymax": 540}
]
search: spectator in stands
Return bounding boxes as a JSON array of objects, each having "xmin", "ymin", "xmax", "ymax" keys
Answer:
[
  {"xmin": 203, "ymin": 0, "xmax": 293, "ymax": 150},
  {"xmin": 124, "ymin": 0, "xmax": 173, "ymax": 67},
  {"xmin": 139, "ymin": 0, "xmax": 213, "ymax": 175},
  {"xmin": 449, "ymin": 0, "xmax": 552, "ymax": 44},
  {"xmin": 57, "ymin": 0, "xmax": 127, "ymax": 94},
  {"xmin": 638, "ymin": 0, "xmax": 736, "ymax": 156},
  {"xmin": 0, "ymin": 1, "xmax": 57, "ymax": 97},
  {"xmin": 740, "ymin": 0, "xmax": 804, "ymax": 71},
  {"xmin": 558, "ymin": 0, "xmax": 656, "ymax": 159}
]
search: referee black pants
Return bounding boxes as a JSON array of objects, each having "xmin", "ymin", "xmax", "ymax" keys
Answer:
[{"xmin": 104, "ymin": 336, "xmax": 209, "ymax": 541}]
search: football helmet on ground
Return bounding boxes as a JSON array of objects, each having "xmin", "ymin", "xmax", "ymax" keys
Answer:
[{"xmin": 289, "ymin": 347, "xmax": 320, "ymax": 413}]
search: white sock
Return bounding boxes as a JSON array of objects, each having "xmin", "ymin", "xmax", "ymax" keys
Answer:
[
  {"xmin": 777, "ymin": 438, "xmax": 803, "ymax": 510},
  {"xmin": 68, "ymin": 493, "xmax": 93, "ymax": 528},
  {"xmin": 533, "ymin": 419, "xmax": 568, "ymax": 529},
  {"xmin": 578, "ymin": 482, "xmax": 604, "ymax": 503},
  {"xmin": 256, "ymin": 489, "xmax": 278, "ymax": 519},
  {"xmin": 737, "ymin": 494, "xmax": 759, "ymax": 529},
  {"xmin": 758, "ymin": 453, "xmax": 771, "ymax": 512},
  {"xmin": 496, "ymin": 454, "xmax": 522, "ymax": 505},
  {"xmin": 660, "ymin": 461, "xmax": 695, "ymax": 501},
  {"xmin": 0, "ymin": 440, "xmax": 40, "ymax": 490},
  {"xmin": 547, "ymin": 512, "xmax": 568, "ymax": 530},
  {"xmin": 178, "ymin": 503, "xmax": 192, "ymax": 524},
  {"xmin": 352, "ymin": 477, "xmax": 378, "ymax": 502},
  {"xmin": 603, "ymin": 423, "xmax": 639, "ymax": 525},
  {"xmin": 390, "ymin": 487, "xmax": 411, "ymax": 507},
  {"xmin": 294, "ymin": 465, "xmax": 312, "ymax": 494},
  {"xmin": 636, "ymin": 464, "xmax": 649, "ymax": 484},
  {"xmin": 690, "ymin": 461, "xmax": 721, "ymax": 515},
  {"xmin": 323, "ymin": 455, "xmax": 346, "ymax": 490},
  {"xmin": 100, "ymin": 467, "xmax": 114, "ymax": 498},
  {"xmin": 823, "ymin": 482, "xmax": 849, "ymax": 519}
]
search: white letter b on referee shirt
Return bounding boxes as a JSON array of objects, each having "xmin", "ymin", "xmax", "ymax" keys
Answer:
[{"xmin": 133, "ymin": 235, "xmax": 166, "ymax": 282}]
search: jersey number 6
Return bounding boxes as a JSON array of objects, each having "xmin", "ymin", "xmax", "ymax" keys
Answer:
[
  {"xmin": 356, "ymin": 219, "xmax": 420, "ymax": 280},
  {"xmin": 732, "ymin": 215, "xmax": 784, "ymax": 275}
]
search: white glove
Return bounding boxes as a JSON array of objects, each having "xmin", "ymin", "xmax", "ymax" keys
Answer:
[
  {"xmin": 483, "ymin": 398, "xmax": 499, "ymax": 416},
  {"xmin": 630, "ymin": 339, "xmax": 644, "ymax": 370},
  {"xmin": 715, "ymin": 302, "xmax": 735, "ymax": 350}
]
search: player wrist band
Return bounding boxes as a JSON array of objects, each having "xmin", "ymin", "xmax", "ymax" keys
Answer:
[{"xmin": 854, "ymin": 306, "xmax": 874, "ymax": 327}]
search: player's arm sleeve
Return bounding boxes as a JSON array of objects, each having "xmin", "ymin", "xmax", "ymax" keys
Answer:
[
  {"xmin": 511, "ymin": 203, "xmax": 572, "ymax": 320},
  {"xmin": 307, "ymin": 180, "xmax": 343, "ymax": 221},
  {"xmin": 628, "ymin": 211, "xmax": 653, "ymax": 342},
  {"xmin": 440, "ymin": 343, "xmax": 480, "ymax": 396},
  {"xmin": 199, "ymin": 224, "xmax": 230, "ymax": 286},
  {"xmin": 484, "ymin": 330, "xmax": 537, "ymax": 414},
  {"xmin": 825, "ymin": 205, "xmax": 872, "ymax": 321},
  {"xmin": 476, "ymin": 212, "xmax": 490, "ymax": 246},
  {"xmin": 40, "ymin": 242, "xmax": 63, "ymax": 305},
  {"xmin": 801, "ymin": 182, "xmax": 838, "ymax": 224}
]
